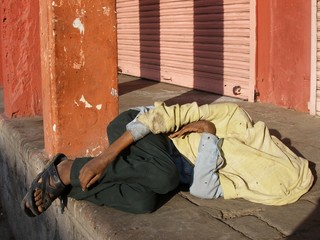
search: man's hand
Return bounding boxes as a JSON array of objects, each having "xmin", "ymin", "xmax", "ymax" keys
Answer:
[
  {"xmin": 169, "ymin": 120, "xmax": 216, "ymax": 138},
  {"xmin": 79, "ymin": 131, "xmax": 135, "ymax": 191},
  {"xmin": 79, "ymin": 156, "xmax": 110, "ymax": 191}
]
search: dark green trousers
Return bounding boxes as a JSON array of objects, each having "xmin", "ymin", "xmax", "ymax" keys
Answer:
[{"xmin": 68, "ymin": 110, "xmax": 179, "ymax": 213}]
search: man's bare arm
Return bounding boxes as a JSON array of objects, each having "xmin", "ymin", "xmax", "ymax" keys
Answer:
[
  {"xmin": 79, "ymin": 131, "xmax": 135, "ymax": 191},
  {"xmin": 169, "ymin": 120, "xmax": 216, "ymax": 138}
]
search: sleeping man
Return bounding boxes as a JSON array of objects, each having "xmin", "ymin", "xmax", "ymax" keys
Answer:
[{"xmin": 21, "ymin": 102, "xmax": 314, "ymax": 216}]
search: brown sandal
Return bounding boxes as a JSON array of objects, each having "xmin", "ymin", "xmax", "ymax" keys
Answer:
[{"xmin": 21, "ymin": 154, "xmax": 68, "ymax": 217}]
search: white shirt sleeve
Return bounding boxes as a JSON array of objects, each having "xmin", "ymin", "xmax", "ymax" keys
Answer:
[
  {"xmin": 126, "ymin": 106, "xmax": 153, "ymax": 141},
  {"xmin": 190, "ymin": 133, "xmax": 224, "ymax": 199}
]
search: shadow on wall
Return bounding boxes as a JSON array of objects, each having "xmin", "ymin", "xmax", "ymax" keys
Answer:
[
  {"xmin": 139, "ymin": 0, "xmax": 161, "ymax": 82},
  {"xmin": 137, "ymin": 0, "xmax": 225, "ymax": 99},
  {"xmin": 194, "ymin": 0, "xmax": 224, "ymax": 94}
]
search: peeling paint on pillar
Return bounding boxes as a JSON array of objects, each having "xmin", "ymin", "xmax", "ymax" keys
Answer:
[
  {"xmin": 110, "ymin": 87, "xmax": 118, "ymax": 97},
  {"xmin": 40, "ymin": 0, "xmax": 118, "ymax": 157},
  {"xmin": 79, "ymin": 95, "xmax": 93, "ymax": 108},
  {"xmin": 1, "ymin": 0, "xmax": 42, "ymax": 117},
  {"xmin": 72, "ymin": 18, "xmax": 85, "ymax": 34}
]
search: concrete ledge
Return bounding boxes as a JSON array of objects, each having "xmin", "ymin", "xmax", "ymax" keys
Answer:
[
  {"xmin": 0, "ymin": 114, "xmax": 83, "ymax": 239},
  {"xmin": 0, "ymin": 114, "xmax": 119, "ymax": 239}
]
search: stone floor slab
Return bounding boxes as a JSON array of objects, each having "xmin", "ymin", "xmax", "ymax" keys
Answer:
[
  {"xmin": 224, "ymin": 215, "xmax": 283, "ymax": 240},
  {"xmin": 257, "ymin": 201, "xmax": 318, "ymax": 236}
]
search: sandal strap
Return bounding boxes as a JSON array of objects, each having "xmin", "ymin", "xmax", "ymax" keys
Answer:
[{"xmin": 41, "ymin": 163, "xmax": 66, "ymax": 209}]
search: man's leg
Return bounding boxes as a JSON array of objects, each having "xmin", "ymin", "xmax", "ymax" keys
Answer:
[{"xmin": 67, "ymin": 110, "xmax": 179, "ymax": 213}]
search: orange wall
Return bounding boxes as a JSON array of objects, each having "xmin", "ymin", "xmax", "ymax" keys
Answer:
[
  {"xmin": 0, "ymin": 9, "xmax": 3, "ymax": 87},
  {"xmin": 1, "ymin": 1, "xmax": 42, "ymax": 117},
  {"xmin": 256, "ymin": 0, "xmax": 311, "ymax": 112}
]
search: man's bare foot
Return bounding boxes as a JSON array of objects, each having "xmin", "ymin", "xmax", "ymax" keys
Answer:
[{"xmin": 25, "ymin": 186, "xmax": 45, "ymax": 213}]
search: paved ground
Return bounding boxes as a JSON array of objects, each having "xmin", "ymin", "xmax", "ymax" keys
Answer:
[
  {"xmin": 1, "ymin": 74, "xmax": 320, "ymax": 239},
  {"xmin": 117, "ymin": 74, "xmax": 320, "ymax": 239}
]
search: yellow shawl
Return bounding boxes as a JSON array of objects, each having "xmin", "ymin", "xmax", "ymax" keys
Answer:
[{"xmin": 138, "ymin": 102, "xmax": 313, "ymax": 205}]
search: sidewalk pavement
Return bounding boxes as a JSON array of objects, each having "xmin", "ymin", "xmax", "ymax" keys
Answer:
[{"xmin": 0, "ymin": 74, "xmax": 319, "ymax": 239}]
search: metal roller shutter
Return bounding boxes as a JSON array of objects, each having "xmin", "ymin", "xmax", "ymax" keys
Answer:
[
  {"xmin": 316, "ymin": 0, "xmax": 320, "ymax": 115},
  {"xmin": 117, "ymin": 0, "xmax": 255, "ymax": 100}
]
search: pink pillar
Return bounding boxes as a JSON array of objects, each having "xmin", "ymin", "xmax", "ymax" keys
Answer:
[
  {"xmin": 40, "ymin": 0, "xmax": 118, "ymax": 158},
  {"xmin": 0, "ymin": 1, "xmax": 42, "ymax": 117}
]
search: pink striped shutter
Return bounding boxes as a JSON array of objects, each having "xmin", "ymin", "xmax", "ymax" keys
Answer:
[
  {"xmin": 117, "ymin": 0, "xmax": 255, "ymax": 101},
  {"xmin": 316, "ymin": 0, "xmax": 320, "ymax": 115}
]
